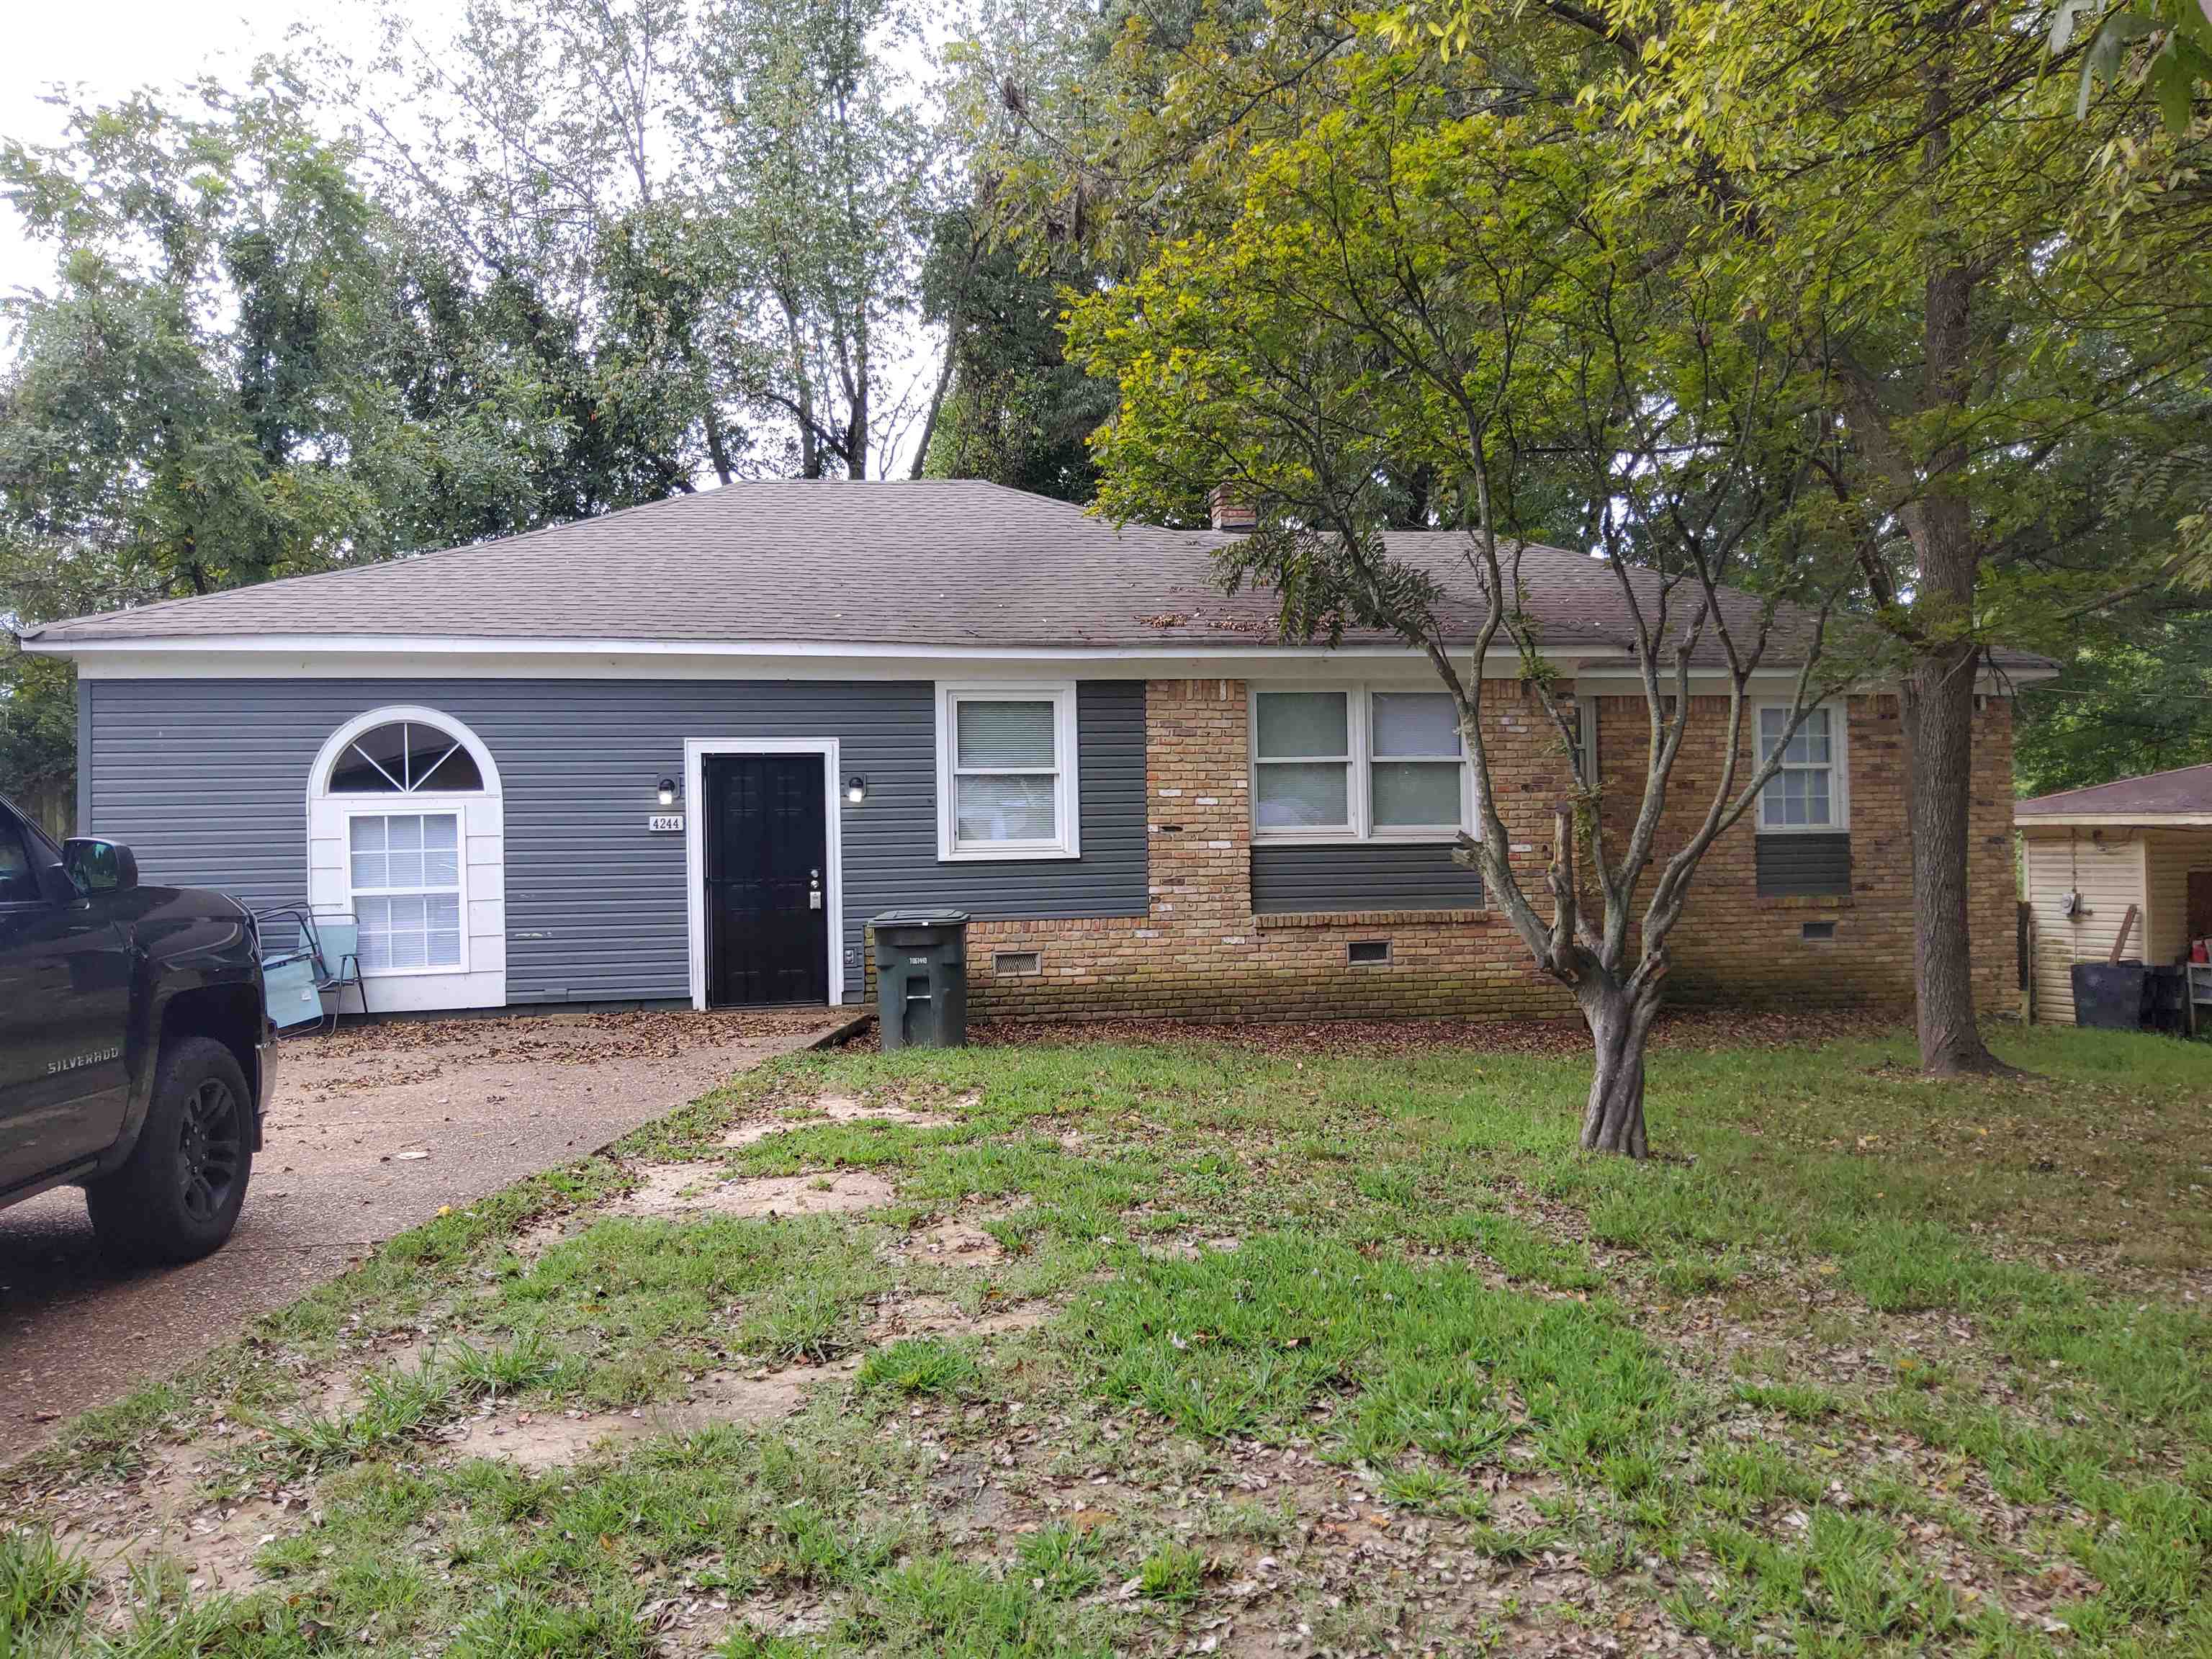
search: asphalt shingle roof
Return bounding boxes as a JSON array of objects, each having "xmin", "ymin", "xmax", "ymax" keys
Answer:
[
  {"xmin": 2015, "ymin": 763, "xmax": 2212, "ymax": 819},
  {"xmin": 16, "ymin": 478, "xmax": 1931, "ymax": 667}
]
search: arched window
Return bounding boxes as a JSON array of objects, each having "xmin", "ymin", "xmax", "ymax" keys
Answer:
[
  {"xmin": 326, "ymin": 720, "xmax": 485, "ymax": 794},
  {"xmin": 307, "ymin": 707, "xmax": 504, "ymax": 1003}
]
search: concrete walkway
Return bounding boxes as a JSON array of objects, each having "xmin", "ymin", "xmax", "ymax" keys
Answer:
[{"xmin": 0, "ymin": 1006, "xmax": 853, "ymax": 1449}]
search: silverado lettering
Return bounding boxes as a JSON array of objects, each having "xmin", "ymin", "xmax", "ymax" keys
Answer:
[{"xmin": 46, "ymin": 1047, "xmax": 122, "ymax": 1075}]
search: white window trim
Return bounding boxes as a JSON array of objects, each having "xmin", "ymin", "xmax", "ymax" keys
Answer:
[
  {"xmin": 1577, "ymin": 696, "xmax": 1599, "ymax": 793},
  {"xmin": 304, "ymin": 705, "xmax": 505, "ymax": 1012},
  {"xmin": 935, "ymin": 683, "xmax": 1082, "ymax": 861},
  {"xmin": 683, "ymin": 737, "xmax": 846, "ymax": 1010},
  {"xmin": 1249, "ymin": 685, "xmax": 1475, "ymax": 846},
  {"xmin": 341, "ymin": 801, "xmax": 472, "ymax": 978},
  {"xmin": 1755, "ymin": 699, "xmax": 1850, "ymax": 835}
]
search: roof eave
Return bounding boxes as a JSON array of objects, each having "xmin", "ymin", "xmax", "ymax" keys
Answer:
[{"xmin": 2015, "ymin": 811, "xmax": 2212, "ymax": 827}]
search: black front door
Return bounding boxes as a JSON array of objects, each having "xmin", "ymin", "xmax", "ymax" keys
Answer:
[{"xmin": 704, "ymin": 754, "xmax": 828, "ymax": 1007}]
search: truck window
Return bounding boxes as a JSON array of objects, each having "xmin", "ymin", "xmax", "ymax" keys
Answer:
[{"xmin": 0, "ymin": 817, "xmax": 37, "ymax": 904}]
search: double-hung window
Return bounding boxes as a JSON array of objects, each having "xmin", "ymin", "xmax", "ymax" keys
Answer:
[
  {"xmin": 1251, "ymin": 687, "xmax": 1470, "ymax": 841},
  {"xmin": 1254, "ymin": 692, "xmax": 1354, "ymax": 832},
  {"xmin": 936, "ymin": 684, "xmax": 1081, "ymax": 860},
  {"xmin": 349, "ymin": 812, "xmax": 465, "ymax": 973},
  {"xmin": 1756, "ymin": 703, "xmax": 1848, "ymax": 832}
]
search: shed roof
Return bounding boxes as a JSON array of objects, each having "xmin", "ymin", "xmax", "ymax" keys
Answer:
[{"xmin": 2015, "ymin": 763, "xmax": 2212, "ymax": 824}]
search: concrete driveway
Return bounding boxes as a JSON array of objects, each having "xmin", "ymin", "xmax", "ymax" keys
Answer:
[{"xmin": 0, "ymin": 1005, "xmax": 853, "ymax": 1449}]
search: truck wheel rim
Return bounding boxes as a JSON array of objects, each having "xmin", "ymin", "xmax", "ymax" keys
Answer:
[{"xmin": 178, "ymin": 1079, "xmax": 242, "ymax": 1223}]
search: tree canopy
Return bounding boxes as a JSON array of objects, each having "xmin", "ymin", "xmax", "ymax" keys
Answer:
[{"xmin": 1015, "ymin": 0, "xmax": 2212, "ymax": 1075}]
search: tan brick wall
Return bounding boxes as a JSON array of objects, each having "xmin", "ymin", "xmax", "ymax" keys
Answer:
[
  {"xmin": 870, "ymin": 678, "xmax": 2017, "ymax": 1024},
  {"xmin": 1608, "ymin": 691, "xmax": 2013, "ymax": 1014}
]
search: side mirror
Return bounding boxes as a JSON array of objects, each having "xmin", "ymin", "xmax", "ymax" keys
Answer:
[{"xmin": 63, "ymin": 837, "xmax": 138, "ymax": 895}]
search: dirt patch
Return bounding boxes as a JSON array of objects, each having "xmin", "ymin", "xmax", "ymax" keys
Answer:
[
  {"xmin": 443, "ymin": 1407, "xmax": 647, "ymax": 1473},
  {"xmin": 440, "ymin": 1362, "xmax": 858, "ymax": 1470},
  {"xmin": 616, "ymin": 1166, "xmax": 897, "ymax": 1220},
  {"xmin": 47, "ymin": 1439, "xmax": 305, "ymax": 1601},
  {"xmin": 899, "ymin": 1215, "xmax": 1005, "ymax": 1264},
  {"xmin": 878, "ymin": 1293, "xmax": 1051, "ymax": 1338},
  {"xmin": 722, "ymin": 1092, "xmax": 954, "ymax": 1148}
]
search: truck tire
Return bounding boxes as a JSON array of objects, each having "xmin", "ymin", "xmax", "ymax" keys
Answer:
[{"xmin": 85, "ymin": 1035, "xmax": 254, "ymax": 1265}]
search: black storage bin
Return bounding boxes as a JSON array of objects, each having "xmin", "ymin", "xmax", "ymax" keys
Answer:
[
  {"xmin": 2072, "ymin": 961, "xmax": 2149, "ymax": 1030},
  {"xmin": 871, "ymin": 909, "xmax": 971, "ymax": 1049}
]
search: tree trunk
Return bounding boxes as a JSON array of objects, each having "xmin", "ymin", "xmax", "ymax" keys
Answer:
[
  {"xmin": 1901, "ymin": 237, "xmax": 2001, "ymax": 1075},
  {"xmin": 704, "ymin": 406, "xmax": 735, "ymax": 487},
  {"xmin": 1580, "ymin": 983, "xmax": 1654, "ymax": 1158},
  {"xmin": 1903, "ymin": 639, "xmax": 2001, "ymax": 1074}
]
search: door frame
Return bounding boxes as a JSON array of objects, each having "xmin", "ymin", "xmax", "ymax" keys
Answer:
[{"xmin": 684, "ymin": 737, "xmax": 844, "ymax": 1010}]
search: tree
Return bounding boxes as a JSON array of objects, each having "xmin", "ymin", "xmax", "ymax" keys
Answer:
[
  {"xmin": 1067, "ymin": 34, "xmax": 1861, "ymax": 1154},
  {"xmin": 2016, "ymin": 613, "xmax": 2212, "ymax": 794},
  {"xmin": 2054, "ymin": 0, "xmax": 2212, "ymax": 129},
  {"xmin": 336, "ymin": 0, "xmax": 734, "ymax": 493},
  {"xmin": 915, "ymin": 201, "xmax": 1109, "ymax": 499},
  {"xmin": 1012, "ymin": 0, "xmax": 2211, "ymax": 1077},
  {"xmin": 1346, "ymin": 0, "xmax": 2212, "ymax": 1076},
  {"xmin": 0, "ymin": 78, "xmax": 572, "ymax": 797},
  {"xmin": 688, "ymin": 0, "xmax": 945, "ymax": 477}
]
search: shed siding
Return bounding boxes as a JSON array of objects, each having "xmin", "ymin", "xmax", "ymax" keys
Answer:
[
  {"xmin": 1753, "ymin": 833, "xmax": 1852, "ymax": 897},
  {"xmin": 2141, "ymin": 828, "xmax": 2212, "ymax": 966},
  {"xmin": 86, "ymin": 678, "xmax": 1146, "ymax": 1005},
  {"xmin": 1249, "ymin": 844, "xmax": 1483, "ymax": 914},
  {"xmin": 2021, "ymin": 828, "xmax": 2146, "ymax": 1025}
]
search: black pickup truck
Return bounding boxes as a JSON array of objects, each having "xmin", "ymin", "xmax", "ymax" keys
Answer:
[{"xmin": 0, "ymin": 794, "xmax": 274, "ymax": 1263}]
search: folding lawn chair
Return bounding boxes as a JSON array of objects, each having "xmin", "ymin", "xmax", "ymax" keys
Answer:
[{"xmin": 252, "ymin": 904, "xmax": 369, "ymax": 1035}]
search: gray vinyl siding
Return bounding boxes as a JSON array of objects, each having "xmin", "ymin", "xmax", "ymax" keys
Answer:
[
  {"xmin": 1250, "ymin": 843, "xmax": 1483, "ymax": 914},
  {"xmin": 85, "ymin": 678, "xmax": 1146, "ymax": 1004},
  {"xmin": 1754, "ymin": 832, "xmax": 1852, "ymax": 897}
]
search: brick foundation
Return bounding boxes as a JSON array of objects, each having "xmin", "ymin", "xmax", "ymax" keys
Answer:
[{"xmin": 867, "ymin": 678, "xmax": 2016, "ymax": 1024}]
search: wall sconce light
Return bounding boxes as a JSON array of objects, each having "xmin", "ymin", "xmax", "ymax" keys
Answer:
[
  {"xmin": 656, "ymin": 776, "xmax": 678, "ymax": 807},
  {"xmin": 845, "ymin": 774, "xmax": 868, "ymax": 805}
]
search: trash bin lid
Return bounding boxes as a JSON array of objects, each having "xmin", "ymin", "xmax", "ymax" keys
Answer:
[{"xmin": 869, "ymin": 907, "xmax": 971, "ymax": 927}]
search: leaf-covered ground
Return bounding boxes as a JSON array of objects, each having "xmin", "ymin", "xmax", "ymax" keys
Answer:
[{"xmin": 2, "ymin": 1017, "xmax": 2207, "ymax": 1657}]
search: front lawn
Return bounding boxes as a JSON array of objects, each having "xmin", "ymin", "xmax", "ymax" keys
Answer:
[{"xmin": 4, "ymin": 1017, "xmax": 2208, "ymax": 1656}]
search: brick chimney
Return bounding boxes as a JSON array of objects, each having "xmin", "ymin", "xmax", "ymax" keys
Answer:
[{"xmin": 1208, "ymin": 483, "xmax": 1256, "ymax": 534}]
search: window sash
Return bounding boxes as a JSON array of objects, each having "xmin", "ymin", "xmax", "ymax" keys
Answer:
[
  {"xmin": 1757, "ymin": 705, "xmax": 1844, "ymax": 832},
  {"xmin": 1251, "ymin": 688, "xmax": 1473, "ymax": 842},
  {"xmin": 349, "ymin": 811, "xmax": 466, "ymax": 974},
  {"xmin": 938, "ymin": 686, "xmax": 1079, "ymax": 858}
]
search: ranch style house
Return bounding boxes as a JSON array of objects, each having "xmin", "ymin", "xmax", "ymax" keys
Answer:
[{"xmin": 22, "ymin": 481, "xmax": 2036, "ymax": 1023}]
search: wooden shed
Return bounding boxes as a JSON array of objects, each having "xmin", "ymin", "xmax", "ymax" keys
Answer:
[{"xmin": 2017, "ymin": 763, "xmax": 2212, "ymax": 1024}]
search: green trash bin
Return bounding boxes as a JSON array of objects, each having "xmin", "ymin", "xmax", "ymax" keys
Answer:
[{"xmin": 871, "ymin": 909, "xmax": 971, "ymax": 1049}]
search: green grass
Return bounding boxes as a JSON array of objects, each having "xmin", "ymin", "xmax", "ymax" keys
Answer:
[
  {"xmin": 7, "ymin": 1020, "xmax": 2211, "ymax": 1656},
  {"xmin": 858, "ymin": 1336, "xmax": 981, "ymax": 1398}
]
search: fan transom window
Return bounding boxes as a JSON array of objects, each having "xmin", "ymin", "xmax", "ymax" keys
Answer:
[{"xmin": 328, "ymin": 722, "xmax": 484, "ymax": 794}]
